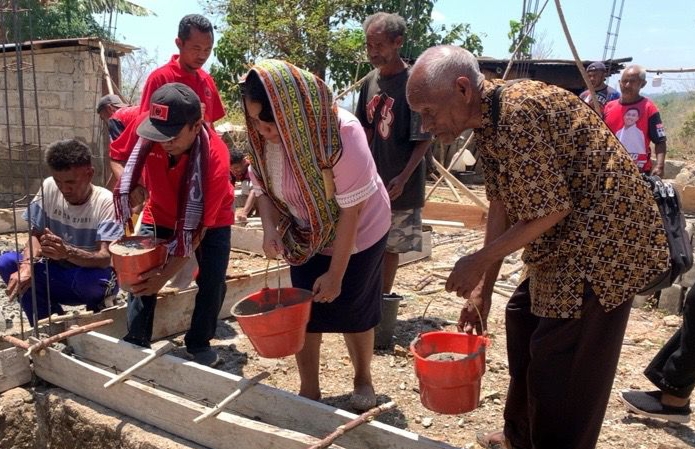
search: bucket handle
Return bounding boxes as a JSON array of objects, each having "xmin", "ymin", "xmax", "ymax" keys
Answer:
[
  {"xmin": 419, "ymin": 297, "xmax": 486, "ymax": 337},
  {"xmin": 264, "ymin": 258, "xmax": 282, "ymax": 305}
]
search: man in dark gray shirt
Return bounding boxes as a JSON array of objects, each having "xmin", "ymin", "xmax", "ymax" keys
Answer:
[{"xmin": 356, "ymin": 12, "xmax": 430, "ymax": 297}]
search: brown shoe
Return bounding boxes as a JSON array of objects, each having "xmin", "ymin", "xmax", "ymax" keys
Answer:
[{"xmin": 476, "ymin": 430, "xmax": 511, "ymax": 449}]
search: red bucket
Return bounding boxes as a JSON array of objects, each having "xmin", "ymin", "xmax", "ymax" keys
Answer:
[
  {"xmin": 231, "ymin": 287, "xmax": 313, "ymax": 358},
  {"xmin": 109, "ymin": 236, "xmax": 168, "ymax": 293},
  {"xmin": 410, "ymin": 331, "xmax": 489, "ymax": 414}
]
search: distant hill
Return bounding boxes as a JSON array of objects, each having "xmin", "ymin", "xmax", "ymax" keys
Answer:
[{"xmin": 651, "ymin": 90, "xmax": 695, "ymax": 162}]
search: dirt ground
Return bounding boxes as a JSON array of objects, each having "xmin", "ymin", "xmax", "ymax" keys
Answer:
[{"xmin": 1, "ymin": 184, "xmax": 694, "ymax": 449}]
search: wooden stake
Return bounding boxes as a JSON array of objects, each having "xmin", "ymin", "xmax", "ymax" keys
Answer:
[
  {"xmin": 104, "ymin": 341, "xmax": 175, "ymax": 388},
  {"xmin": 193, "ymin": 371, "xmax": 271, "ymax": 423},
  {"xmin": 431, "ymin": 158, "xmax": 489, "ymax": 211},
  {"xmin": 306, "ymin": 401, "xmax": 397, "ymax": 449},
  {"xmin": 24, "ymin": 319, "xmax": 113, "ymax": 357}
]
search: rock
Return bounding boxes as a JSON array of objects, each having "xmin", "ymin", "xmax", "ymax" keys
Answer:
[
  {"xmin": 658, "ymin": 285, "xmax": 684, "ymax": 314},
  {"xmin": 422, "ymin": 417, "xmax": 433, "ymax": 428},
  {"xmin": 663, "ymin": 314, "xmax": 682, "ymax": 327},
  {"xmin": 457, "ymin": 418, "xmax": 465, "ymax": 428}
]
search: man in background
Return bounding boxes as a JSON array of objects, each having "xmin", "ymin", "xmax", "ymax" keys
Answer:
[
  {"xmin": 579, "ymin": 61, "xmax": 620, "ymax": 113},
  {"xmin": 97, "ymin": 94, "xmax": 141, "ymax": 185},
  {"xmin": 230, "ymin": 148, "xmax": 256, "ymax": 222},
  {"xmin": 604, "ymin": 64, "xmax": 667, "ymax": 176},
  {"xmin": 356, "ymin": 12, "xmax": 430, "ymax": 297}
]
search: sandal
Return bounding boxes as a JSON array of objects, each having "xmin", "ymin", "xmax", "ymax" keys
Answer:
[{"xmin": 476, "ymin": 430, "xmax": 511, "ymax": 449}]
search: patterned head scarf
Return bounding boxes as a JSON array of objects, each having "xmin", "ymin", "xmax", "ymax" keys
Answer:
[{"xmin": 243, "ymin": 60, "xmax": 343, "ymax": 265}]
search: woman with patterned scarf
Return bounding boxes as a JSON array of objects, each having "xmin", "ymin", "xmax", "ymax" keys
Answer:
[{"xmin": 242, "ymin": 60, "xmax": 391, "ymax": 411}]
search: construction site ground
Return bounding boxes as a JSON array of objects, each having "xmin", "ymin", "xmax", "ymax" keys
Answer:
[{"xmin": 1, "ymin": 183, "xmax": 693, "ymax": 449}]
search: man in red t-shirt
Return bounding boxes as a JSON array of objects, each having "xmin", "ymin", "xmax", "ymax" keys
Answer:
[
  {"xmin": 110, "ymin": 14, "xmax": 225, "ymax": 185},
  {"xmin": 139, "ymin": 14, "xmax": 225, "ymax": 126},
  {"xmin": 115, "ymin": 83, "xmax": 234, "ymax": 367},
  {"xmin": 604, "ymin": 65, "xmax": 668, "ymax": 176},
  {"xmin": 97, "ymin": 94, "xmax": 142, "ymax": 184}
]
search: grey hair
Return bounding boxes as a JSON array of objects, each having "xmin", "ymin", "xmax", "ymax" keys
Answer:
[
  {"xmin": 363, "ymin": 12, "xmax": 406, "ymax": 40},
  {"xmin": 624, "ymin": 64, "xmax": 647, "ymax": 82},
  {"xmin": 411, "ymin": 45, "xmax": 485, "ymax": 94}
]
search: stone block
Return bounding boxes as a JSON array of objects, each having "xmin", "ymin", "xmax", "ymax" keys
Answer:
[
  {"xmin": 33, "ymin": 56, "xmax": 55, "ymax": 73},
  {"xmin": 56, "ymin": 56, "xmax": 75, "ymax": 74},
  {"xmin": 678, "ymin": 263, "xmax": 695, "ymax": 288},
  {"xmin": 48, "ymin": 109, "xmax": 76, "ymax": 127},
  {"xmin": 632, "ymin": 294, "xmax": 651, "ymax": 309},
  {"xmin": 37, "ymin": 93, "xmax": 61, "ymax": 109},
  {"xmin": 658, "ymin": 285, "xmax": 684, "ymax": 315},
  {"xmin": 53, "ymin": 74, "xmax": 74, "ymax": 92},
  {"xmin": 664, "ymin": 159, "xmax": 686, "ymax": 180}
]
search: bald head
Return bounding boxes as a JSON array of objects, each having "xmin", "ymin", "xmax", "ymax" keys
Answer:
[
  {"xmin": 407, "ymin": 45, "xmax": 485, "ymax": 104},
  {"xmin": 406, "ymin": 45, "xmax": 486, "ymax": 143}
]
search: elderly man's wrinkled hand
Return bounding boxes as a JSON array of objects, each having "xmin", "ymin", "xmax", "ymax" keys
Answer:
[{"xmin": 445, "ymin": 254, "xmax": 487, "ymax": 298}]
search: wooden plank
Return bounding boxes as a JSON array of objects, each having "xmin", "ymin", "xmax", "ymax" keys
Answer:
[
  {"xmin": 232, "ymin": 224, "xmax": 265, "ymax": 255},
  {"xmin": 398, "ymin": 231, "xmax": 432, "ymax": 265},
  {"xmin": 67, "ymin": 332, "xmax": 459, "ymax": 449},
  {"xmin": 0, "ymin": 346, "xmax": 31, "ymax": 393},
  {"xmin": 422, "ymin": 202, "xmax": 487, "ymax": 229},
  {"xmin": 32, "ymin": 346, "xmax": 340, "ymax": 449},
  {"xmin": 431, "ymin": 158, "xmax": 489, "ymax": 211},
  {"xmin": 0, "ymin": 207, "xmax": 27, "ymax": 234}
]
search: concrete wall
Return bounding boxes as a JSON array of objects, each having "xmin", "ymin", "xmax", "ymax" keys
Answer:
[{"xmin": 0, "ymin": 46, "xmax": 107, "ymax": 208}]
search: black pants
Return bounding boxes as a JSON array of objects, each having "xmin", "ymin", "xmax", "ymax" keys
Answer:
[
  {"xmin": 503, "ymin": 279, "xmax": 632, "ymax": 449},
  {"xmin": 124, "ymin": 224, "xmax": 231, "ymax": 352},
  {"xmin": 644, "ymin": 286, "xmax": 695, "ymax": 399}
]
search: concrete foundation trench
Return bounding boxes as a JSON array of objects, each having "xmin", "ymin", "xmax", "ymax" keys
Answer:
[{"xmin": 0, "ymin": 387, "xmax": 203, "ymax": 449}]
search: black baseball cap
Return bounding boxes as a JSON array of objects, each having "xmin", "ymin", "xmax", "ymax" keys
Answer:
[
  {"xmin": 137, "ymin": 83, "xmax": 202, "ymax": 142},
  {"xmin": 587, "ymin": 61, "xmax": 607, "ymax": 72},
  {"xmin": 97, "ymin": 94, "xmax": 127, "ymax": 113}
]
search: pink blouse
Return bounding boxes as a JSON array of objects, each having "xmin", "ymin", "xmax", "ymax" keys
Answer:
[{"xmin": 251, "ymin": 108, "xmax": 391, "ymax": 254}]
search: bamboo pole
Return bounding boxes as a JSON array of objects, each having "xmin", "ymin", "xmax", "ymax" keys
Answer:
[{"xmin": 98, "ymin": 41, "xmax": 114, "ymax": 95}]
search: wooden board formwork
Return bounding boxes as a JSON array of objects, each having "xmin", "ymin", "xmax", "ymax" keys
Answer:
[
  {"xmin": 234, "ymin": 223, "xmax": 433, "ymax": 266},
  {"xmin": 0, "ymin": 346, "xmax": 31, "ymax": 393},
  {"xmin": 12, "ymin": 264, "xmax": 291, "ymax": 343},
  {"xmin": 43, "ymin": 331, "xmax": 459, "ymax": 449},
  {"xmin": 422, "ymin": 202, "xmax": 487, "ymax": 230}
]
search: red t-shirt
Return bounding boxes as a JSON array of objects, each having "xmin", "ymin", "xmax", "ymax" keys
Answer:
[
  {"xmin": 109, "ymin": 111, "xmax": 149, "ymax": 162},
  {"xmin": 139, "ymin": 55, "xmax": 225, "ymax": 124},
  {"xmin": 140, "ymin": 128, "xmax": 234, "ymax": 229},
  {"xmin": 604, "ymin": 97, "xmax": 667, "ymax": 173}
]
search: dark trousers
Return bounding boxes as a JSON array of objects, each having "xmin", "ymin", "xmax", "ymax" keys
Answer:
[
  {"xmin": 503, "ymin": 279, "xmax": 632, "ymax": 449},
  {"xmin": 124, "ymin": 224, "xmax": 231, "ymax": 351},
  {"xmin": 644, "ymin": 286, "xmax": 695, "ymax": 399},
  {"xmin": 0, "ymin": 251, "xmax": 117, "ymax": 325}
]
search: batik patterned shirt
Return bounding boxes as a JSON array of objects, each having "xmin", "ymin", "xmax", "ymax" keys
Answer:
[{"xmin": 477, "ymin": 79, "xmax": 669, "ymax": 318}]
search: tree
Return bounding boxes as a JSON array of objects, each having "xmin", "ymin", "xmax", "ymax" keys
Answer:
[
  {"xmin": 206, "ymin": 0, "xmax": 483, "ymax": 105},
  {"xmin": 0, "ymin": 0, "xmax": 153, "ymax": 43},
  {"xmin": 507, "ymin": 12, "xmax": 538, "ymax": 59},
  {"xmin": 119, "ymin": 47, "xmax": 158, "ymax": 104}
]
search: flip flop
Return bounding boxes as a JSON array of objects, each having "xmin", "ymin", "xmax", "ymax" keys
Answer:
[{"xmin": 476, "ymin": 430, "xmax": 510, "ymax": 449}]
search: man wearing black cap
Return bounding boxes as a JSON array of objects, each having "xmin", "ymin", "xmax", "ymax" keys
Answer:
[
  {"xmin": 113, "ymin": 82, "xmax": 234, "ymax": 367},
  {"xmin": 579, "ymin": 61, "xmax": 620, "ymax": 113}
]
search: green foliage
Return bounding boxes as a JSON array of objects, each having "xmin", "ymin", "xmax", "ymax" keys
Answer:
[
  {"xmin": 654, "ymin": 91, "xmax": 695, "ymax": 161},
  {"xmin": 507, "ymin": 12, "xmax": 538, "ymax": 58},
  {"xmin": 206, "ymin": 0, "xmax": 484, "ymax": 107},
  {"xmin": 1, "ymin": 0, "xmax": 153, "ymax": 43}
]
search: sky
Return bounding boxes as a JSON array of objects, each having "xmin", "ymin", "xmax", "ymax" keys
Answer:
[{"xmin": 111, "ymin": 0, "xmax": 695, "ymax": 95}]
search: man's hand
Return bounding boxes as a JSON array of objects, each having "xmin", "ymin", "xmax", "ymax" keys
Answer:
[
  {"xmin": 6, "ymin": 265, "xmax": 31, "ymax": 300},
  {"xmin": 457, "ymin": 282, "xmax": 491, "ymax": 335},
  {"xmin": 235, "ymin": 210, "xmax": 248, "ymax": 223},
  {"xmin": 130, "ymin": 185, "xmax": 147, "ymax": 209},
  {"xmin": 386, "ymin": 174, "xmax": 407, "ymax": 201},
  {"xmin": 651, "ymin": 165, "xmax": 665, "ymax": 177},
  {"xmin": 445, "ymin": 253, "xmax": 488, "ymax": 298},
  {"xmin": 129, "ymin": 264, "xmax": 169, "ymax": 296},
  {"xmin": 39, "ymin": 228, "xmax": 70, "ymax": 260}
]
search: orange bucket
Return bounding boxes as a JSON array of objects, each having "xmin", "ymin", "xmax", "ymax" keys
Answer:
[
  {"xmin": 231, "ymin": 287, "xmax": 313, "ymax": 358},
  {"xmin": 410, "ymin": 331, "xmax": 489, "ymax": 414},
  {"xmin": 109, "ymin": 236, "xmax": 168, "ymax": 293}
]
